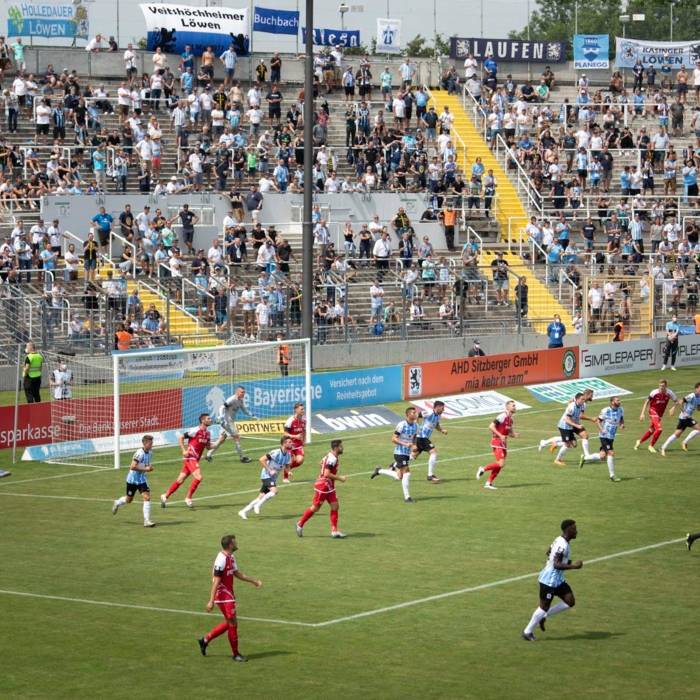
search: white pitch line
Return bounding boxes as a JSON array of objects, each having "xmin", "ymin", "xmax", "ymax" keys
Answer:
[
  {"xmin": 0, "ymin": 445, "xmax": 543, "ymax": 505},
  {"xmin": 2, "ymin": 394, "xmax": 645, "ymax": 489},
  {"xmin": 0, "ymin": 492, "xmax": 113, "ymax": 503},
  {"xmin": 0, "ymin": 589, "xmax": 315, "ymax": 627},
  {"xmin": 0, "ymin": 468, "xmax": 111, "ymax": 487},
  {"xmin": 312, "ymin": 537, "xmax": 687, "ymax": 627},
  {"xmin": 0, "ymin": 537, "xmax": 685, "ymax": 629}
]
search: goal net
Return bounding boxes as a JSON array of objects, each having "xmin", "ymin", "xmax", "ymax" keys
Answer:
[{"xmin": 21, "ymin": 340, "xmax": 311, "ymax": 469}]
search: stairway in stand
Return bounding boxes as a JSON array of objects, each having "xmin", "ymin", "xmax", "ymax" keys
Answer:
[{"xmin": 429, "ymin": 90, "xmax": 572, "ymax": 329}]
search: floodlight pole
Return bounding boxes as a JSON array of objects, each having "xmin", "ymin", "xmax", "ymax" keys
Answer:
[{"xmin": 302, "ymin": 0, "xmax": 315, "ymax": 361}]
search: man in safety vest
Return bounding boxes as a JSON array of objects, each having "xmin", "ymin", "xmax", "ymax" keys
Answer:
[{"xmin": 23, "ymin": 341, "xmax": 44, "ymax": 403}]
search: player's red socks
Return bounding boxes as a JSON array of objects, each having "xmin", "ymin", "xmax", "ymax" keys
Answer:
[
  {"xmin": 283, "ymin": 468, "xmax": 290, "ymax": 480},
  {"xmin": 298, "ymin": 508, "xmax": 315, "ymax": 527},
  {"xmin": 187, "ymin": 478, "xmax": 202, "ymax": 499},
  {"xmin": 484, "ymin": 463, "xmax": 502, "ymax": 482},
  {"xmin": 205, "ymin": 622, "xmax": 228, "ymax": 642},
  {"xmin": 165, "ymin": 480, "xmax": 181, "ymax": 498},
  {"xmin": 639, "ymin": 430, "xmax": 653, "ymax": 444},
  {"xmin": 227, "ymin": 622, "xmax": 239, "ymax": 655},
  {"xmin": 330, "ymin": 510, "xmax": 339, "ymax": 531},
  {"xmin": 651, "ymin": 429, "xmax": 663, "ymax": 446}
]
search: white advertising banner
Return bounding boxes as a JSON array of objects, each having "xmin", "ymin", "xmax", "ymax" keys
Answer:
[
  {"xmin": 411, "ymin": 391, "xmax": 530, "ymax": 419},
  {"xmin": 376, "ymin": 17, "xmax": 401, "ymax": 54},
  {"xmin": 580, "ymin": 336, "xmax": 700, "ymax": 377}
]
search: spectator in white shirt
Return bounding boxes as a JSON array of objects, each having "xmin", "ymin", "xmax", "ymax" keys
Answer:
[{"xmin": 85, "ymin": 35, "xmax": 104, "ymax": 53}]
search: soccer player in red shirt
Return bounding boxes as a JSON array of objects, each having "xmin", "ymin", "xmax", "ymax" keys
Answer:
[
  {"xmin": 635, "ymin": 379, "xmax": 681, "ymax": 453},
  {"xmin": 296, "ymin": 439, "xmax": 347, "ymax": 539},
  {"xmin": 476, "ymin": 400, "xmax": 519, "ymax": 490},
  {"xmin": 198, "ymin": 534, "xmax": 262, "ymax": 663},
  {"xmin": 282, "ymin": 401, "xmax": 306, "ymax": 483},
  {"xmin": 160, "ymin": 413, "xmax": 212, "ymax": 508}
]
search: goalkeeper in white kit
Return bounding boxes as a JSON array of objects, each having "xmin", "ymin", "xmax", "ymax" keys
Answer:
[{"xmin": 206, "ymin": 386, "xmax": 254, "ymax": 463}]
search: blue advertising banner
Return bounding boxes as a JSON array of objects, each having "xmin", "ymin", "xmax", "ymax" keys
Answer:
[
  {"xmin": 253, "ymin": 6, "xmax": 298, "ymax": 35},
  {"xmin": 7, "ymin": 1, "xmax": 89, "ymax": 39},
  {"xmin": 301, "ymin": 27, "xmax": 360, "ymax": 48},
  {"xmin": 139, "ymin": 3, "xmax": 249, "ymax": 56},
  {"xmin": 450, "ymin": 36, "xmax": 566, "ymax": 63},
  {"xmin": 181, "ymin": 365, "xmax": 403, "ymax": 426},
  {"xmin": 573, "ymin": 34, "xmax": 609, "ymax": 69}
]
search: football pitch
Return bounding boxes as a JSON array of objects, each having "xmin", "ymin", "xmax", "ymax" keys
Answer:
[{"xmin": 1, "ymin": 367, "xmax": 699, "ymax": 700}]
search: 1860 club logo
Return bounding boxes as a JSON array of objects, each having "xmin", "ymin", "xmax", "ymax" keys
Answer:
[{"xmin": 408, "ymin": 366, "xmax": 422, "ymax": 397}]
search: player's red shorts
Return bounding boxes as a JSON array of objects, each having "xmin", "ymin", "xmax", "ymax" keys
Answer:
[
  {"xmin": 290, "ymin": 444, "xmax": 305, "ymax": 460},
  {"xmin": 216, "ymin": 600, "xmax": 237, "ymax": 620},
  {"xmin": 312, "ymin": 481, "xmax": 338, "ymax": 507},
  {"xmin": 182, "ymin": 457, "xmax": 200, "ymax": 476},
  {"xmin": 649, "ymin": 412, "xmax": 663, "ymax": 431},
  {"xmin": 491, "ymin": 438, "xmax": 507, "ymax": 461}
]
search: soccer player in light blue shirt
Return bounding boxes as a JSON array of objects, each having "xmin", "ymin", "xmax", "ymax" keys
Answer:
[
  {"xmin": 111, "ymin": 435, "xmax": 155, "ymax": 527},
  {"xmin": 415, "ymin": 400, "xmax": 447, "ymax": 482},
  {"xmin": 579, "ymin": 396, "xmax": 624, "ymax": 480},
  {"xmin": 238, "ymin": 436, "xmax": 293, "ymax": 519},
  {"xmin": 522, "ymin": 519, "xmax": 582, "ymax": 641},
  {"xmin": 371, "ymin": 406, "xmax": 418, "ymax": 502},
  {"xmin": 661, "ymin": 382, "xmax": 700, "ymax": 455}
]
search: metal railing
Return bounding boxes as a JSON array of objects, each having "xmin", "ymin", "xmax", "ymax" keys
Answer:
[{"xmin": 108, "ymin": 230, "xmax": 137, "ymax": 278}]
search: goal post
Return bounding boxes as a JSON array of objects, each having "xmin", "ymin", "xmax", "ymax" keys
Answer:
[{"xmin": 23, "ymin": 339, "xmax": 312, "ymax": 469}]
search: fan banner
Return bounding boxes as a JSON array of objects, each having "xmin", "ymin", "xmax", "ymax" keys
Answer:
[
  {"xmin": 253, "ymin": 6, "xmax": 299, "ymax": 36},
  {"xmin": 6, "ymin": 1, "xmax": 89, "ymax": 39},
  {"xmin": 450, "ymin": 36, "xmax": 566, "ymax": 62},
  {"xmin": 573, "ymin": 34, "xmax": 609, "ymax": 69},
  {"xmin": 139, "ymin": 3, "xmax": 249, "ymax": 56},
  {"xmin": 615, "ymin": 37, "xmax": 700, "ymax": 69},
  {"xmin": 376, "ymin": 17, "xmax": 401, "ymax": 54}
]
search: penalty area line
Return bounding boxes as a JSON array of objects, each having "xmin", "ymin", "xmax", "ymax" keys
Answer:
[{"xmin": 0, "ymin": 589, "xmax": 316, "ymax": 627}]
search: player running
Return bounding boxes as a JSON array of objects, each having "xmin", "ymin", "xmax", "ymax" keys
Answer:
[
  {"xmin": 635, "ymin": 379, "xmax": 680, "ymax": 453},
  {"xmin": 238, "ymin": 436, "xmax": 293, "ymax": 519},
  {"xmin": 296, "ymin": 439, "xmax": 347, "ymax": 539},
  {"xmin": 660, "ymin": 382, "xmax": 700, "ymax": 455},
  {"xmin": 522, "ymin": 519, "xmax": 582, "ymax": 641},
  {"xmin": 206, "ymin": 386, "xmax": 254, "ymax": 463},
  {"xmin": 111, "ymin": 434, "xmax": 156, "ymax": 527},
  {"xmin": 578, "ymin": 396, "xmax": 623, "ymax": 481},
  {"xmin": 370, "ymin": 406, "xmax": 418, "ymax": 503},
  {"xmin": 161, "ymin": 413, "xmax": 212, "ymax": 508},
  {"xmin": 476, "ymin": 400, "xmax": 518, "ymax": 490},
  {"xmin": 538, "ymin": 389, "xmax": 595, "ymax": 460},
  {"xmin": 414, "ymin": 400, "xmax": 447, "ymax": 483},
  {"xmin": 197, "ymin": 534, "xmax": 262, "ymax": 663},
  {"xmin": 282, "ymin": 402, "xmax": 306, "ymax": 483}
]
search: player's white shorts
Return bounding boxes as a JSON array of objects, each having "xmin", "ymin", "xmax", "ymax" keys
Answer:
[{"xmin": 219, "ymin": 417, "xmax": 240, "ymax": 438}]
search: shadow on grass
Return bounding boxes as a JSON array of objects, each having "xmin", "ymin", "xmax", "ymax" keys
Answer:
[
  {"xmin": 499, "ymin": 482, "xmax": 551, "ymax": 489},
  {"xmin": 547, "ymin": 630, "xmax": 625, "ymax": 641},
  {"xmin": 415, "ymin": 495, "xmax": 458, "ymax": 502},
  {"xmin": 245, "ymin": 650, "xmax": 294, "ymax": 660},
  {"xmin": 262, "ymin": 514, "xmax": 299, "ymax": 521},
  {"xmin": 141, "ymin": 520, "xmax": 192, "ymax": 527}
]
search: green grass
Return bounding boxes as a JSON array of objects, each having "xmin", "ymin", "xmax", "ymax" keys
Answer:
[{"xmin": 1, "ymin": 367, "xmax": 699, "ymax": 699}]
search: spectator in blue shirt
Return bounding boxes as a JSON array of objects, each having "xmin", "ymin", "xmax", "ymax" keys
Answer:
[
  {"xmin": 547, "ymin": 314, "xmax": 566, "ymax": 348},
  {"xmin": 91, "ymin": 206, "xmax": 113, "ymax": 253}
]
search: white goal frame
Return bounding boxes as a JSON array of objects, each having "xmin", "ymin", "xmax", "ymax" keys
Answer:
[{"xmin": 111, "ymin": 338, "xmax": 312, "ymax": 470}]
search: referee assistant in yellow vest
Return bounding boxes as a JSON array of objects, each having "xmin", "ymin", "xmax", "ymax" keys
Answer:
[{"xmin": 23, "ymin": 341, "xmax": 44, "ymax": 403}]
